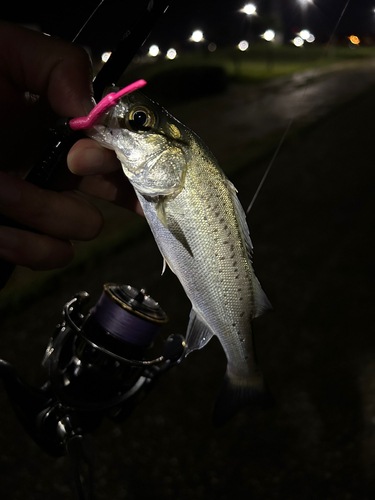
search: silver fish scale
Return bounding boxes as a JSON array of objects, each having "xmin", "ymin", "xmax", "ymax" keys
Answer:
[{"xmin": 137, "ymin": 132, "xmax": 262, "ymax": 382}]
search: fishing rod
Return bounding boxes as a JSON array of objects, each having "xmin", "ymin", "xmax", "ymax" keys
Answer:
[{"xmin": 0, "ymin": 0, "xmax": 172, "ymax": 289}]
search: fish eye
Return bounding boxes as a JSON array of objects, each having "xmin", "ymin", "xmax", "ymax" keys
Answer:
[{"xmin": 128, "ymin": 106, "xmax": 155, "ymax": 131}]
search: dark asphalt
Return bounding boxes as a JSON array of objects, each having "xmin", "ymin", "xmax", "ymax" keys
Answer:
[{"xmin": 1, "ymin": 75, "xmax": 375, "ymax": 499}]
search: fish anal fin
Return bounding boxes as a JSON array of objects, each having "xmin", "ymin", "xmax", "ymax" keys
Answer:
[
  {"xmin": 161, "ymin": 258, "xmax": 167, "ymax": 276},
  {"xmin": 213, "ymin": 368, "xmax": 273, "ymax": 426},
  {"xmin": 252, "ymin": 277, "xmax": 273, "ymax": 319},
  {"xmin": 185, "ymin": 309, "xmax": 214, "ymax": 356}
]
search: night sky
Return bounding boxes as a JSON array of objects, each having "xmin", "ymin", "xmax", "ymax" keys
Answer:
[{"xmin": 2, "ymin": 0, "xmax": 375, "ymax": 59}]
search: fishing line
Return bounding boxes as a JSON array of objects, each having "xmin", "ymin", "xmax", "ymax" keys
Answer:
[
  {"xmin": 246, "ymin": 0, "xmax": 352, "ymax": 214},
  {"xmin": 327, "ymin": 0, "xmax": 351, "ymax": 48},
  {"xmin": 246, "ymin": 118, "xmax": 293, "ymax": 214},
  {"xmin": 72, "ymin": 0, "xmax": 106, "ymax": 43},
  {"xmin": 90, "ymin": 289, "xmax": 160, "ymax": 346}
]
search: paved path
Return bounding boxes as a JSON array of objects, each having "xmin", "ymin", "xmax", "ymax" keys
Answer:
[{"xmin": 172, "ymin": 59, "xmax": 375, "ymax": 166}]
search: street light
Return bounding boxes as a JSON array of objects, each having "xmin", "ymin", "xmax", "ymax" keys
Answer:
[
  {"xmin": 148, "ymin": 45, "xmax": 160, "ymax": 57},
  {"xmin": 238, "ymin": 40, "xmax": 249, "ymax": 51},
  {"xmin": 262, "ymin": 29, "xmax": 276, "ymax": 42},
  {"xmin": 166, "ymin": 48, "xmax": 177, "ymax": 60},
  {"xmin": 349, "ymin": 35, "xmax": 360, "ymax": 46},
  {"xmin": 101, "ymin": 51, "xmax": 111, "ymax": 63},
  {"xmin": 241, "ymin": 3, "xmax": 257, "ymax": 15},
  {"xmin": 292, "ymin": 36, "xmax": 304, "ymax": 47},
  {"xmin": 299, "ymin": 30, "xmax": 315, "ymax": 43},
  {"xmin": 191, "ymin": 30, "xmax": 204, "ymax": 42}
]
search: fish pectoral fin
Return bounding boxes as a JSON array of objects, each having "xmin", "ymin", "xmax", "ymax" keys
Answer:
[
  {"xmin": 184, "ymin": 309, "xmax": 214, "ymax": 356},
  {"xmin": 155, "ymin": 197, "xmax": 168, "ymax": 228}
]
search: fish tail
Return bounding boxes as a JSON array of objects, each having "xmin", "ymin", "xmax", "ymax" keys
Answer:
[{"xmin": 212, "ymin": 367, "xmax": 272, "ymax": 426}]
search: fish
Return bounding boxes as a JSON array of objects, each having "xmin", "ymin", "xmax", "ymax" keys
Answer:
[{"xmin": 89, "ymin": 90, "xmax": 272, "ymax": 424}]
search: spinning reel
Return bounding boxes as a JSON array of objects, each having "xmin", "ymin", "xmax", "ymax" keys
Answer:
[{"xmin": 0, "ymin": 283, "xmax": 185, "ymax": 498}]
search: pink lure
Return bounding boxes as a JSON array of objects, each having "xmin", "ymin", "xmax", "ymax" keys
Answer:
[{"xmin": 69, "ymin": 79, "xmax": 147, "ymax": 131}]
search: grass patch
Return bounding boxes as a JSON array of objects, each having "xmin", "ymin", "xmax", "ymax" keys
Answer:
[{"xmin": 121, "ymin": 43, "xmax": 375, "ymax": 104}]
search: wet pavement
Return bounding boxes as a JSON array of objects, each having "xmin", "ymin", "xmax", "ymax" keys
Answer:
[
  {"xmin": 169, "ymin": 59, "xmax": 375, "ymax": 167},
  {"xmin": 1, "ymin": 61, "xmax": 375, "ymax": 499}
]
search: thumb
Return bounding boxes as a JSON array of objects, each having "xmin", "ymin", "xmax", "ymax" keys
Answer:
[{"xmin": 0, "ymin": 21, "xmax": 94, "ymax": 117}]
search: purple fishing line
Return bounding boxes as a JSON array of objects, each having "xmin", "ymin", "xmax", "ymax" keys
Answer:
[{"xmin": 91, "ymin": 291, "xmax": 158, "ymax": 347}]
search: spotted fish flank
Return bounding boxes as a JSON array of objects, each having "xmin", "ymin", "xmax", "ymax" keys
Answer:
[{"xmin": 89, "ymin": 91, "xmax": 271, "ymax": 424}]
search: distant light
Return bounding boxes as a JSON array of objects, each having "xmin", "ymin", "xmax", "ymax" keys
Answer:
[
  {"xmin": 191, "ymin": 30, "xmax": 204, "ymax": 42},
  {"xmin": 148, "ymin": 45, "xmax": 160, "ymax": 57},
  {"xmin": 300, "ymin": 29, "xmax": 310, "ymax": 40},
  {"xmin": 241, "ymin": 3, "xmax": 256, "ymax": 15},
  {"xmin": 208, "ymin": 42, "xmax": 217, "ymax": 52},
  {"xmin": 299, "ymin": 29, "xmax": 315, "ymax": 43},
  {"xmin": 349, "ymin": 35, "xmax": 360, "ymax": 45},
  {"xmin": 238, "ymin": 40, "xmax": 249, "ymax": 51},
  {"xmin": 292, "ymin": 36, "xmax": 304, "ymax": 47},
  {"xmin": 262, "ymin": 29, "xmax": 275, "ymax": 42},
  {"xmin": 166, "ymin": 48, "xmax": 177, "ymax": 60},
  {"xmin": 101, "ymin": 51, "xmax": 111, "ymax": 63}
]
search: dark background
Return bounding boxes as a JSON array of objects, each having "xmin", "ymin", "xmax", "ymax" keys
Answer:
[{"xmin": 2, "ymin": 0, "xmax": 375, "ymax": 59}]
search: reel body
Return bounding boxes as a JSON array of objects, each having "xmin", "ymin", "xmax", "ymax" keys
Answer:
[{"xmin": 1, "ymin": 284, "xmax": 185, "ymax": 458}]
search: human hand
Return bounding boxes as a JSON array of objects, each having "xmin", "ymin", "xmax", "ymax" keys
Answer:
[{"xmin": 0, "ymin": 21, "xmax": 138, "ymax": 272}]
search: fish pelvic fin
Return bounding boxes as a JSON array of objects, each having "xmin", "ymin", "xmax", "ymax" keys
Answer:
[
  {"xmin": 213, "ymin": 367, "xmax": 272, "ymax": 426},
  {"xmin": 156, "ymin": 197, "xmax": 168, "ymax": 228},
  {"xmin": 184, "ymin": 309, "xmax": 214, "ymax": 356}
]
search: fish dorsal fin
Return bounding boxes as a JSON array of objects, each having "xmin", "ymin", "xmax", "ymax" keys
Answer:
[
  {"xmin": 226, "ymin": 179, "xmax": 272, "ymax": 318},
  {"xmin": 226, "ymin": 179, "xmax": 253, "ymax": 256},
  {"xmin": 185, "ymin": 309, "xmax": 214, "ymax": 356}
]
